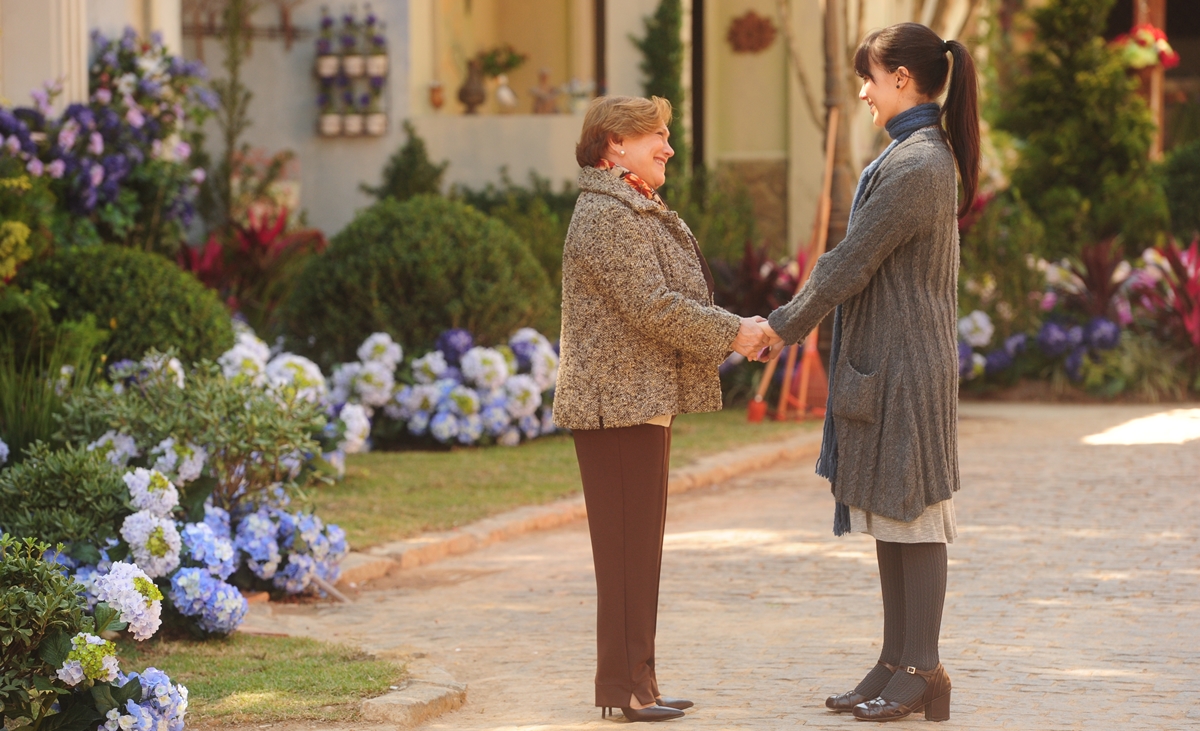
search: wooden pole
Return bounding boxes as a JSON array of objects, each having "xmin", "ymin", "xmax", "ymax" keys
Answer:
[{"xmin": 1135, "ymin": 0, "xmax": 1167, "ymax": 159}]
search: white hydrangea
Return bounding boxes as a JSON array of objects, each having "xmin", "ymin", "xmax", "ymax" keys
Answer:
[
  {"xmin": 411, "ymin": 350, "xmax": 448, "ymax": 385},
  {"xmin": 88, "ymin": 431, "xmax": 140, "ymax": 467},
  {"xmin": 461, "ymin": 347, "xmax": 509, "ymax": 390},
  {"xmin": 150, "ymin": 437, "xmax": 207, "ymax": 484},
  {"xmin": 218, "ymin": 342, "xmax": 268, "ymax": 384},
  {"xmin": 233, "ymin": 326, "xmax": 272, "ymax": 362},
  {"xmin": 123, "ymin": 468, "xmax": 180, "ymax": 517},
  {"xmin": 504, "ymin": 375, "xmax": 542, "ymax": 418},
  {"xmin": 447, "ymin": 385, "xmax": 481, "ymax": 417},
  {"xmin": 329, "ymin": 362, "xmax": 361, "ymax": 406},
  {"xmin": 510, "ymin": 327, "xmax": 553, "ymax": 351},
  {"xmin": 0, "ymin": 438, "xmax": 8, "ymax": 466},
  {"xmin": 958, "ymin": 310, "xmax": 995, "ymax": 349},
  {"xmin": 405, "ymin": 383, "xmax": 443, "ymax": 413},
  {"xmin": 338, "ymin": 403, "xmax": 372, "ymax": 454},
  {"xmin": 266, "ymin": 353, "xmax": 327, "ymax": 403},
  {"xmin": 355, "ymin": 360, "xmax": 395, "ymax": 408},
  {"xmin": 530, "ymin": 344, "xmax": 559, "ymax": 392},
  {"xmin": 142, "ymin": 354, "xmax": 185, "ymax": 388},
  {"xmin": 93, "ymin": 562, "xmax": 163, "ymax": 641},
  {"xmin": 120, "ymin": 511, "xmax": 182, "ymax": 578},
  {"xmin": 357, "ymin": 332, "xmax": 403, "ymax": 371}
]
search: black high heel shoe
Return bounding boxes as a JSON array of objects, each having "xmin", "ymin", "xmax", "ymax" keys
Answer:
[
  {"xmin": 852, "ymin": 663, "xmax": 952, "ymax": 722},
  {"xmin": 601, "ymin": 705, "xmax": 685, "ymax": 722},
  {"xmin": 826, "ymin": 661, "xmax": 898, "ymax": 713}
]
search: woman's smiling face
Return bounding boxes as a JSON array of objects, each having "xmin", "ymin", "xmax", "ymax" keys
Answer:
[
  {"xmin": 610, "ymin": 124, "xmax": 674, "ymax": 189},
  {"xmin": 858, "ymin": 59, "xmax": 906, "ymax": 128}
]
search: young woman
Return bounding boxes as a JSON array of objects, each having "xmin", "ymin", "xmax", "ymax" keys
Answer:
[{"xmin": 761, "ymin": 22, "xmax": 980, "ymax": 722}]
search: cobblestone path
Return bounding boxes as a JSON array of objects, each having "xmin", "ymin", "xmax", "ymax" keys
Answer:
[{"xmin": 258, "ymin": 403, "xmax": 1200, "ymax": 729}]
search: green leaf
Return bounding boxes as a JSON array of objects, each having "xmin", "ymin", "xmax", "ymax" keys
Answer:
[
  {"xmin": 31, "ymin": 675, "xmax": 66, "ymax": 695},
  {"xmin": 90, "ymin": 683, "xmax": 118, "ymax": 714},
  {"xmin": 112, "ymin": 675, "xmax": 142, "ymax": 705},
  {"xmin": 92, "ymin": 603, "xmax": 121, "ymax": 634},
  {"xmin": 180, "ymin": 473, "xmax": 219, "ymax": 522},
  {"xmin": 66, "ymin": 542, "xmax": 102, "ymax": 566},
  {"xmin": 37, "ymin": 629, "xmax": 73, "ymax": 668},
  {"xmin": 39, "ymin": 694, "xmax": 103, "ymax": 731}
]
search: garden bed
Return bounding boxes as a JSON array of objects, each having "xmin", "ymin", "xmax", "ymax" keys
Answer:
[
  {"xmin": 117, "ymin": 634, "xmax": 405, "ymax": 727},
  {"xmin": 314, "ymin": 409, "xmax": 813, "ymax": 550}
]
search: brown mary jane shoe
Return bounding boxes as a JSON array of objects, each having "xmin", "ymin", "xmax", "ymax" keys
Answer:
[
  {"xmin": 825, "ymin": 661, "xmax": 898, "ymax": 713},
  {"xmin": 852, "ymin": 663, "xmax": 951, "ymax": 722}
]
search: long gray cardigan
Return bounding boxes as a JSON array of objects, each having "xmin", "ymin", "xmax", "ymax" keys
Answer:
[
  {"xmin": 767, "ymin": 128, "xmax": 961, "ymax": 522},
  {"xmin": 554, "ymin": 166, "xmax": 741, "ymax": 431}
]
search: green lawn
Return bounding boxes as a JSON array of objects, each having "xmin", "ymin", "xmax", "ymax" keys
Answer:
[
  {"xmin": 118, "ymin": 634, "xmax": 404, "ymax": 726},
  {"xmin": 315, "ymin": 408, "xmax": 815, "ymax": 550}
]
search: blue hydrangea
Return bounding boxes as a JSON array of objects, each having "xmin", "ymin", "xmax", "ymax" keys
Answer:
[
  {"xmin": 518, "ymin": 414, "xmax": 541, "ymax": 440},
  {"xmin": 180, "ymin": 522, "xmax": 237, "ymax": 580},
  {"xmin": 169, "ymin": 567, "xmax": 248, "ymax": 635},
  {"xmin": 481, "ymin": 405, "xmax": 511, "ymax": 437},
  {"xmin": 457, "ymin": 414, "xmax": 484, "ymax": 445},
  {"xmin": 408, "ymin": 410, "xmax": 431, "ymax": 436},
  {"xmin": 430, "ymin": 412, "xmax": 460, "ymax": 443},
  {"xmin": 113, "ymin": 667, "xmax": 189, "ymax": 731},
  {"xmin": 1003, "ymin": 333, "xmax": 1028, "ymax": 357},
  {"xmin": 1066, "ymin": 325, "xmax": 1084, "ymax": 348},
  {"xmin": 509, "ymin": 339, "xmax": 538, "ymax": 371},
  {"xmin": 1085, "ymin": 317, "xmax": 1121, "ymax": 351},
  {"xmin": 435, "ymin": 329, "xmax": 475, "ymax": 365},
  {"xmin": 984, "ymin": 348, "xmax": 1013, "ymax": 375},
  {"xmin": 234, "ymin": 509, "xmax": 281, "ymax": 579},
  {"xmin": 274, "ymin": 553, "xmax": 317, "ymax": 593},
  {"xmin": 1037, "ymin": 321, "xmax": 1070, "ymax": 358},
  {"xmin": 203, "ymin": 504, "xmax": 232, "ymax": 541}
]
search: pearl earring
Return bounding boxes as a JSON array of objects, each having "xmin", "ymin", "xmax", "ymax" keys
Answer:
[{"xmin": 619, "ymin": 150, "xmax": 625, "ymax": 155}]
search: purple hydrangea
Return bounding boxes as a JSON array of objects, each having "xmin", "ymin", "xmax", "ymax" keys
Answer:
[
  {"xmin": 435, "ymin": 329, "xmax": 475, "ymax": 366},
  {"xmin": 957, "ymin": 341, "xmax": 973, "ymax": 379},
  {"xmin": 1064, "ymin": 347, "xmax": 1085, "ymax": 382},
  {"xmin": 1003, "ymin": 333, "xmax": 1028, "ymax": 357},
  {"xmin": 984, "ymin": 348, "xmax": 1013, "ymax": 376},
  {"xmin": 1037, "ymin": 321, "xmax": 1071, "ymax": 358},
  {"xmin": 1085, "ymin": 317, "xmax": 1120, "ymax": 351}
]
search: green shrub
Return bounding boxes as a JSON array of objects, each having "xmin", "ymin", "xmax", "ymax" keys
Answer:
[
  {"xmin": 57, "ymin": 360, "xmax": 326, "ymax": 514},
  {"xmin": 282, "ymin": 195, "xmax": 556, "ymax": 368},
  {"xmin": 360, "ymin": 121, "xmax": 449, "ymax": 203},
  {"xmin": 959, "ymin": 191, "xmax": 1047, "ymax": 340},
  {"xmin": 0, "ymin": 534, "xmax": 89, "ymax": 717},
  {"xmin": 670, "ymin": 169, "xmax": 758, "ymax": 266},
  {"xmin": 1163, "ymin": 140, "xmax": 1200, "ymax": 241},
  {"xmin": 0, "ymin": 445, "xmax": 128, "ymax": 563},
  {"xmin": 11, "ymin": 246, "xmax": 234, "ymax": 365}
]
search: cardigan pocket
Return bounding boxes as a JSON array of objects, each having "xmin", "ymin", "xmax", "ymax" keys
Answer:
[{"xmin": 832, "ymin": 357, "xmax": 885, "ymax": 424}]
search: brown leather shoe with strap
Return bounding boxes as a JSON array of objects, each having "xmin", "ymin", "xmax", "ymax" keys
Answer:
[
  {"xmin": 825, "ymin": 662, "xmax": 899, "ymax": 713},
  {"xmin": 851, "ymin": 663, "xmax": 951, "ymax": 722}
]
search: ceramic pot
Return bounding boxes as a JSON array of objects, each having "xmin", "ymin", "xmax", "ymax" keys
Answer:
[
  {"xmin": 342, "ymin": 113, "xmax": 364, "ymax": 136},
  {"xmin": 316, "ymin": 55, "xmax": 340, "ymax": 78},
  {"xmin": 342, "ymin": 54, "xmax": 366, "ymax": 78},
  {"xmin": 318, "ymin": 113, "xmax": 342, "ymax": 136},
  {"xmin": 429, "ymin": 82, "xmax": 445, "ymax": 110},
  {"xmin": 366, "ymin": 54, "xmax": 388, "ymax": 77},
  {"xmin": 457, "ymin": 59, "xmax": 486, "ymax": 114},
  {"xmin": 365, "ymin": 112, "xmax": 387, "ymax": 136}
]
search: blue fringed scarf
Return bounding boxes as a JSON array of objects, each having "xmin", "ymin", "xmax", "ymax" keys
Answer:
[{"xmin": 820, "ymin": 102, "xmax": 942, "ymax": 536}]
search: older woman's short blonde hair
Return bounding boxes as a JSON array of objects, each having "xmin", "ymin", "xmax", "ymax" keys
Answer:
[{"xmin": 575, "ymin": 95, "xmax": 673, "ymax": 168}]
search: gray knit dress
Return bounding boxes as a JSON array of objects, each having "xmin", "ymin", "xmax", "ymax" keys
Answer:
[{"xmin": 767, "ymin": 127, "xmax": 961, "ymax": 543}]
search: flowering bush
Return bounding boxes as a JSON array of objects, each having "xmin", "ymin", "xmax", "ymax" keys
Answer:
[{"xmin": 1110, "ymin": 23, "xmax": 1180, "ymax": 70}]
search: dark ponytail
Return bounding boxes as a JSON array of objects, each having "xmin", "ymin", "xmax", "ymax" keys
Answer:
[
  {"xmin": 942, "ymin": 39, "xmax": 980, "ymax": 218},
  {"xmin": 853, "ymin": 23, "xmax": 981, "ymax": 217}
]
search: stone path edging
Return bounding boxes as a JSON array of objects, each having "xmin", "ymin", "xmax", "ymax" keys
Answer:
[
  {"xmin": 336, "ymin": 428, "xmax": 824, "ymax": 589},
  {"xmin": 358, "ymin": 657, "xmax": 467, "ymax": 727}
]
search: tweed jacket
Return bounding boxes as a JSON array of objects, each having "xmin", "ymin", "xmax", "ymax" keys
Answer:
[
  {"xmin": 554, "ymin": 166, "xmax": 741, "ymax": 430},
  {"xmin": 767, "ymin": 128, "xmax": 961, "ymax": 522}
]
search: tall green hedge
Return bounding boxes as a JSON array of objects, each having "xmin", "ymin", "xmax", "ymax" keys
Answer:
[
  {"xmin": 12, "ymin": 246, "xmax": 233, "ymax": 364},
  {"xmin": 282, "ymin": 195, "xmax": 556, "ymax": 368},
  {"xmin": 1164, "ymin": 140, "xmax": 1200, "ymax": 241}
]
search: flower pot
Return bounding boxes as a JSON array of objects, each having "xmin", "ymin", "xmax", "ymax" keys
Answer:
[
  {"xmin": 315, "ymin": 54, "xmax": 340, "ymax": 78},
  {"xmin": 342, "ymin": 54, "xmax": 366, "ymax": 78},
  {"xmin": 429, "ymin": 82, "xmax": 445, "ymax": 110},
  {"xmin": 342, "ymin": 113, "xmax": 364, "ymax": 136},
  {"xmin": 366, "ymin": 54, "xmax": 388, "ymax": 77},
  {"xmin": 458, "ymin": 59, "xmax": 486, "ymax": 114},
  {"xmin": 318, "ymin": 113, "xmax": 342, "ymax": 136},
  {"xmin": 365, "ymin": 112, "xmax": 387, "ymax": 136}
]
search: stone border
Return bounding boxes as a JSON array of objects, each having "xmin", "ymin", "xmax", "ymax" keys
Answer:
[
  {"xmin": 337, "ymin": 428, "xmax": 823, "ymax": 589},
  {"xmin": 359, "ymin": 657, "xmax": 467, "ymax": 727}
]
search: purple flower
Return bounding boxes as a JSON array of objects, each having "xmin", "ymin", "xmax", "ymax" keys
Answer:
[
  {"xmin": 1066, "ymin": 325, "xmax": 1084, "ymax": 348},
  {"xmin": 88, "ymin": 131, "xmax": 104, "ymax": 155},
  {"xmin": 94, "ymin": 88, "xmax": 112, "ymax": 105},
  {"xmin": 436, "ymin": 329, "xmax": 475, "ymax": 366},
  {"xmin": 139, "ymin": 78, "xmax": 163, "ymax": 98},
  {"xmin": 341, "ymin": 89, "xmax": 354, "ymax": 106},
  {"xmin": 317, "ymin": 37, "xmax": 332, "ymax": 55},
  {"xmin": 89, "ymin": 163, "xmax": 105, "ymax": 187},
  {"xmin": 369, "ymin": 76, "xmax": 385, "ymax": 91},
  {"xmin": 1037, "ymin": 321, "xmax": 1070, "ymax": 358},
  {"xmin": 957, "ymin": 341, "xmax": 973, "ymax": 379},
  {"xmin": 1039, "ymin": 291, "xmax": 1057, "ymax": 311},
  {"xmin": 26, "ymin": 158, "xmax": 43, "ymax": 176},
  {"xmin": 125, "ymin": 106, "xmax": 145, "ymax": 128},
  {"xmin": 1085, "ymin": 317, "xmax": 1120, "ymax": 351},
  {"xmin": 1003, "ymin": 333, "xmax": 1027, "ymax": 358},
  {"xmin": 1064, "ymin": 347, "xmax": 1085, "ymax": 382},
  {"xmin": 46, "ymin": 159, "xmax": 65, "ymax": 178},
  {"xmin": 63, "ymin": 104, "xmax": 95, "ymax": 130},
  {"xmin": 984, "ymin": 348, "xmax": 1013, "ymax": 376},
  {"xmin": 121, "ymin": 27, "xmax": 138, "ymax": 51},
  {"xmin": 358, "ymin": 92, "xmax": 371, "ymax": 108},
  {"xmin": 321, "ymin": 13, "xmax": 334, "ymax": 30}
]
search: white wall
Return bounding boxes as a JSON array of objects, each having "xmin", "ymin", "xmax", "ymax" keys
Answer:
[
  {"xmin": 89, "ymin": 0, "xmax": 182, "ymax": 55},
  {"xmin": 605, "ymin": 0, "xmax": 658, "ymax": 96},
  {"xmin": 0, "ymin": 0, "xmax": 88, "ymax": 111}
]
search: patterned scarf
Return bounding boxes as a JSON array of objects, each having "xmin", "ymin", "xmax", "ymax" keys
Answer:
[
  {"xmin": 821, "ymin": 102, "xmax": 943, "ymax": 536},
  {"xmin": 595, "ymin": 158, "xmax": 666, "ymax": 209}
]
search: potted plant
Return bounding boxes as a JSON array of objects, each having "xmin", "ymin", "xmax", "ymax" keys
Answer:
[
  {"xmin": 365, "ymin": 77, "xmax": 387, "ymax": 135},
  {"xmin": 340, "ymin": 10, "xmax": 365, "ymax": 77},
  {"xmin": 364, "ymin": 5, "xmax": 388, "ymax": 77},
  {"xmin": 317, "ymin": 85, "xmax": 341, "ymax": 136},
  {"xmin": 315, "ymin": 6, "xmax": 339, "ymax": 78},
  {"xmin": 342, "ymin": 89, "xmax": 364, "ymax": 136}
]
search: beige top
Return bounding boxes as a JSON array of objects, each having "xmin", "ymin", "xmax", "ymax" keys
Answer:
[
  {"xmin": 849, "ymin": 498, "xmax": 957, "ymax": 544},
  {"xmin": 644, "ymin": 414, "xmax": 673, "ymax": 428}
]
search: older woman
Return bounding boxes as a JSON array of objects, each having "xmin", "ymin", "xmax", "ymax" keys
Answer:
[{"xmin": 555, "ymin": 95, "xmax": 769, "ymax": 723}]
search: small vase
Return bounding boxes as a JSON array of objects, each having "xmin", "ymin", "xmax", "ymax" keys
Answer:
[
  {"xmin": 342, "ymin": 54, "xmax": 366, "ymax": 78},
  {"xmin": 429, "ymin": 82, "xmax": 445, "ymax": 110},
  {"xmin": 342, "ymin": 113, "xmax": 364, "ymax": 136},
  {"xmin": 318, "ymin": 113, "xmax": 342, "ymax": 136},
  {"xmin": 316, "ymin": 54, "xmax": 340, "ymax": 78},
  {"xmin": 366, "ymin": 54, "xmax": 388, "ymax": 77},
  {"xmin": 365, "ymin": 112, "xmax": 388, "ymax": 136},
  {"xmin": 457, "ymin": 59, "xmax": 486, "ymax": 114}
]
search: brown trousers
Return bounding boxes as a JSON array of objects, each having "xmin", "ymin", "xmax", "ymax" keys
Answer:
[{"xmin": 573, "ymin": 423, "xmax": 672, "ymax": 708}]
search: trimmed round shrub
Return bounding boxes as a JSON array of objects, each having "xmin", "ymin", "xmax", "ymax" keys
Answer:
[
  {"xmin": 13, "ymin": 246, "xmax": 233, "ymax": 364},
  {"xmin": 1164, "ymin": 140, "xmax": 1200, "ymax": 241},
  {"xmin": 282, "ymin": 194, "xmax": 556, "ymax": 368},
  {"xmin": 0, "ymin": 443, "xmax": 129, "ymax": 560}
]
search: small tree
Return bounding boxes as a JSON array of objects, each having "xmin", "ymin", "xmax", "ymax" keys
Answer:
[
  {"xmin": 360, "ymin": 121, "xmax": 448, "ymax": 202},
  {"xmin": 631, "ymin": 0, "xmax": 689, "ymax": 184},
  {"xmin": 996, "ymin": 0, "xmax": 1167, "ymax": 259}
]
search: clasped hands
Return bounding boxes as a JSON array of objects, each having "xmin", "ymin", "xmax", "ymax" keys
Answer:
[{"xmin": 733, "ymin": 317, "xmax": 784, "ymax": 362}]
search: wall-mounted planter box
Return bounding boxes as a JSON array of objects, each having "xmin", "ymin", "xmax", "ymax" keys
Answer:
[
  {"xmin": 365, "ymin": 113, "xmax": 387, "ymax": 136},
  {"xmin": 319, "ymin": 113, "xmax": 343, "ymax": 136},
  {"xmin": 316, "ymin": 55, "xmax": 340, "ymax": 78},
  {"xmin": 342, "ymin": 113, "xmax": 364, "ymax": 136},
  {"xmin": 342, "ymin": 54, "xmax": 366, "ymax": 77},
  {"xmin": 366, "ymin": 54, "xmax": 388, "ymax": 77}
]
